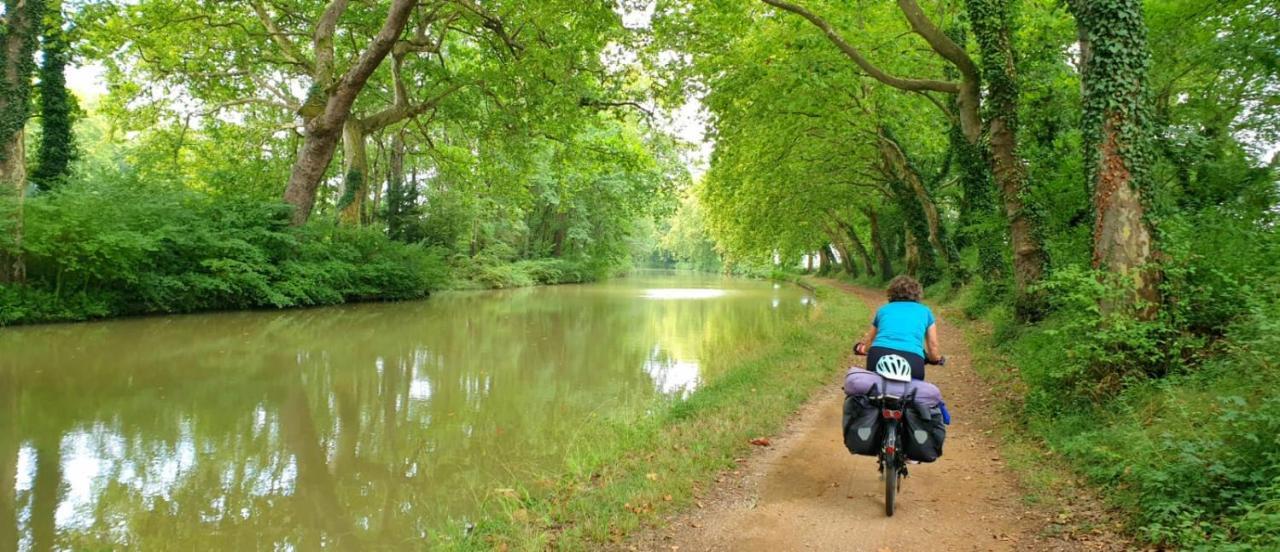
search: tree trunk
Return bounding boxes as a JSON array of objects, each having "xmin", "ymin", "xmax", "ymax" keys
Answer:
[
  {"xmin": 865, "ymin": 208, "xmax": 894, "ymax": 280},
  {"xmin": 1069, "ymin": 0, "xmax": 1161, "ymax": 316},
  {"xmin": 836, "ymin": 219, "xmax": 876, "ymax": 277},
  {"xmin": 876, "ymin": 129, "xmax": 955, "ymax": 266},
  {"xmin": 825, "ymin": 230, "xmax": 858, "ymax": 277},
  {"xmin": 0, "ymin": 136, "xmax": 26, "ymax": 285},
  {"xmin": 817, "ymin": 245, "xmax": 834, "ymax": 276},
  {"xmin": 284, "ymin": 130, "xmax": 342, "ymax": 225},
  {"xmin": 32, "ymin": 0, "xmax": 74, "ymax": 191},
  {"xmin": 281, "ymin": 0, "xmax": 417, "ymax": 225},
  {"xmin": 1, "ymin": 0, "xmax": 42, "ymax": 284},
  {"xmin": 968, "ymin": 0, "xmax": 1048, "ymax": 313},
  {"xmin": 951, "ymin": 124, "xmax": 1006, "ymax": 280},
  {"xmin": 338, "ymin": 121, "xmax": 367, "ymax": 225},
  {"xmin": 904, "ymin": 226, "xmax": 920, "ymax": 277},
  {"xmin": 385, "ymin": 133, "xmax": 406, "ymax": 239}
]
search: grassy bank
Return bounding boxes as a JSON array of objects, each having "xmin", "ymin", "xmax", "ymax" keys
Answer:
[
  {"xmin": 930, "ymin": 281, "xmax": 1280, "ymax": 550},
  {"xmin": 436, "ymin": 282, "xmax": 865, "ymax": 550}
]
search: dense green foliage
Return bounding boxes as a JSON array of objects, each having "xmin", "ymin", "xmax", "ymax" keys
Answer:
[
  {"xmin": 1, "ymin": 1, "xmax": 688, "ymax": 324},
  {"xmin": 0, "ymin": 176, "xmax": 447, "ymax": 324}
]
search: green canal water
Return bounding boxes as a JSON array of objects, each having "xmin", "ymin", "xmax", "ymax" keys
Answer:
[{"xmin": 0, "ymin": 270, "xmax": 811, "ymax": 550}]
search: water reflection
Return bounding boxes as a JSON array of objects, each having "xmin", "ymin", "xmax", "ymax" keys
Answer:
[
  {"xmin": 0, "ymin": 270, "xmax": 809, "ymax": 549},
  {"xmin": 642, "ymin": 288, "xmax": 727, "ymax": 300}
]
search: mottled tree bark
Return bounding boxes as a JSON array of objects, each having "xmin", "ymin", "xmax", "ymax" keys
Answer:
[
  {"xmin": 338, "ymin": 121, "xmax": 368, "ymax": 224},
  {"xmin": 968, "ymin": 0, "xmax": 1048, "ymax": 312},
  {"xmin": 1069, "ymin": 0, "xmax": 1161, "ymax": 316},
  {"xmin": 1, "ymin": 0, "xmax": 43, "ymax": 284},
  {"xmin": 280, "ymin": 0, "xmax": 417, "ymax": 225},
  {"xmin": 0, "ymin": 137, "xmax": 26, "ymax": 285}
]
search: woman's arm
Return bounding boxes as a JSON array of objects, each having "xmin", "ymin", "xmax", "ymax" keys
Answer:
[
  {"xmin": 924, "ymin": 323, "xmax": 941, "ymax": 362},
  {"xmin": 855, "ymin": 325, "xmax": 878, "ymax": 354}
]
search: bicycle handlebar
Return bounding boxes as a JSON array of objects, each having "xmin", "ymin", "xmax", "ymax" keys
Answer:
[{"xmin": 853, "ymin": 343, "xmax": 946, "ymax": 367}]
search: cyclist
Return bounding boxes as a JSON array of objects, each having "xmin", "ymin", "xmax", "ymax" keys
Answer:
[{"xmin": 852, "ymin": 275, "xmax": 942, "ymax": 381}]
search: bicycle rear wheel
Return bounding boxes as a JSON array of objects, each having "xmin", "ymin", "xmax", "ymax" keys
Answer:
[{"xmin": 885, "ymin": 456, "xmax": 897, "ymax": 516}]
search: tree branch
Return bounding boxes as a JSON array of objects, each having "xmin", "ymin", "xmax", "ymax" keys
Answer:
[
  {"xmin": 313, "ymin": 0, "xmax": 351, "ymax": 87},
  {"xmin": 249, "ymin": 1, "xmax": 314, "ymax": 72},
  {"xmin": 760, "ymin": 0, "xmax": 959, "ymax": 94},
  {"xmin": 895, "ymin": 0, "xmax": 979, "ymax": 83}
]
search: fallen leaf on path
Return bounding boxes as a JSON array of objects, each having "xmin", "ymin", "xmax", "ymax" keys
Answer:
[{"xmin": 749, "ymin": 437, "xmax": 771, "ymax": 446}]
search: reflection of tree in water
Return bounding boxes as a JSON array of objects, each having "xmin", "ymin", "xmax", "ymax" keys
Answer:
[{"xmin": 0, "ymin": 275, "xmax": 809, "ymax": 548}]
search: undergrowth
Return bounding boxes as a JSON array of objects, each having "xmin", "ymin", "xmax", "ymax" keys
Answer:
[{"xmin": 952, "ymin": 275, "xmax": 1280, "ymax": 550}]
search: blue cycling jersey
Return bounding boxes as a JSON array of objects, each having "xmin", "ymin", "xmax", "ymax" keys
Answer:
[{"xmin": 871, "ymin": 300, "xmax": 935, "ymax": 358}]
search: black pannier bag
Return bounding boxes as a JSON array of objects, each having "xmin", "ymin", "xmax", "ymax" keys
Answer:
[
  {"xmin": 842, "ymin": 394, "xmax": 883, "ymax": 456},
  {"xmin": 902, "ymin": 402, "xmax": 947, "ymax": 462}
]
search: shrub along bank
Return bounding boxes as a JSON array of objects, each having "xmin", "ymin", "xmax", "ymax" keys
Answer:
[
  {"xmin": 936, "ymin": 276, "xmax": 1280, "ymax": 550},
  {"xmin": 0, "ymin": 179, "xmax": 631, "ymax": 326},
  {"xmin": 439, "ymin": 283, "xmax": 864, "ymax": 550},
  {"xmin": 0, "ymin": 179, "xmax": 448, "ymax": 326}
]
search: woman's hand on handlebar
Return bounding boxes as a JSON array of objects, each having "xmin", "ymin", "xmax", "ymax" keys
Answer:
[
  {"xmin": 853, "ymin": 342, "xmax": 868, "ymax": 356},
  {"xmin": 925, "ymin": 355, "xmax": 946, "ymax": 366}
]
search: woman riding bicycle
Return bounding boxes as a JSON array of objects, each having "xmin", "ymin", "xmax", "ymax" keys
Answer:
[{"xmin": 853, "ymin": 275, "xmax": 942, "ymax": 381}]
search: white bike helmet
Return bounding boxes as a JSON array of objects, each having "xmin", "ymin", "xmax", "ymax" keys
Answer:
[{"xmin": 874, "ymin": 354, "xmax": 913, "ymax": 382}]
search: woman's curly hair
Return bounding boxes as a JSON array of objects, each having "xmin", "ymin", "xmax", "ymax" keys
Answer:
[{"xmin": 886, "ymin": 275, "xmax": 924, "ymax": 302}]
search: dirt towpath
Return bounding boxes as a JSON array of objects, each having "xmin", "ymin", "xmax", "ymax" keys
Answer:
[{"xmin": 627, "ymin": 281, "xmax": 1127, "ymax": 552}]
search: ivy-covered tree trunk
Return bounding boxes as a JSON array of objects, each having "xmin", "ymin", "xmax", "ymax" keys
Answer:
[
  {"xmin": 832, "ymin": 239, "xmax": 858, "ymax": 277},
  {"xmin": 865, "ymin": 207, "xmax": 894, "ymax": 280},
  {"xmin": 890, "ymin": 178, "xmax": 941, "ymax": 285},
  {"xmin": 904, "ymin": 225, "xmax": 920, "ymax": 277},
  {"xmin": 875, "ymin": 128, "xmax": 957, "ymax": 268},
  {"xmin": 385, "ymin": 133, "xmax": 411, "ymax": 241},
  {"xmin": 836, "ymin": 219, "xmax": 875, "ymax": 277},
  {"xmin": 338, "ymin": 121, "xmax": 367, "ymax": 225},
  {"xmin": 950, "ymin": 124, "xmax": 1006, "ymax": 280},
  {"xmin": 1069, "ymin": 0, "xmax": 1161, "ymax": 317},
  {"xmin": 967, "ymin": 0, "xmax": 1048, "ymax": 313},
  {"xmin": 32, "ymin": 0, "xmax": 74, "ymax": 191},
  {"xmin": 0, "ymin": 0, "xmax": 45, "ymax": 284},
  {"xmin": 817, "ymin": 245, "xmax": 834, "ymax": 275}
]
